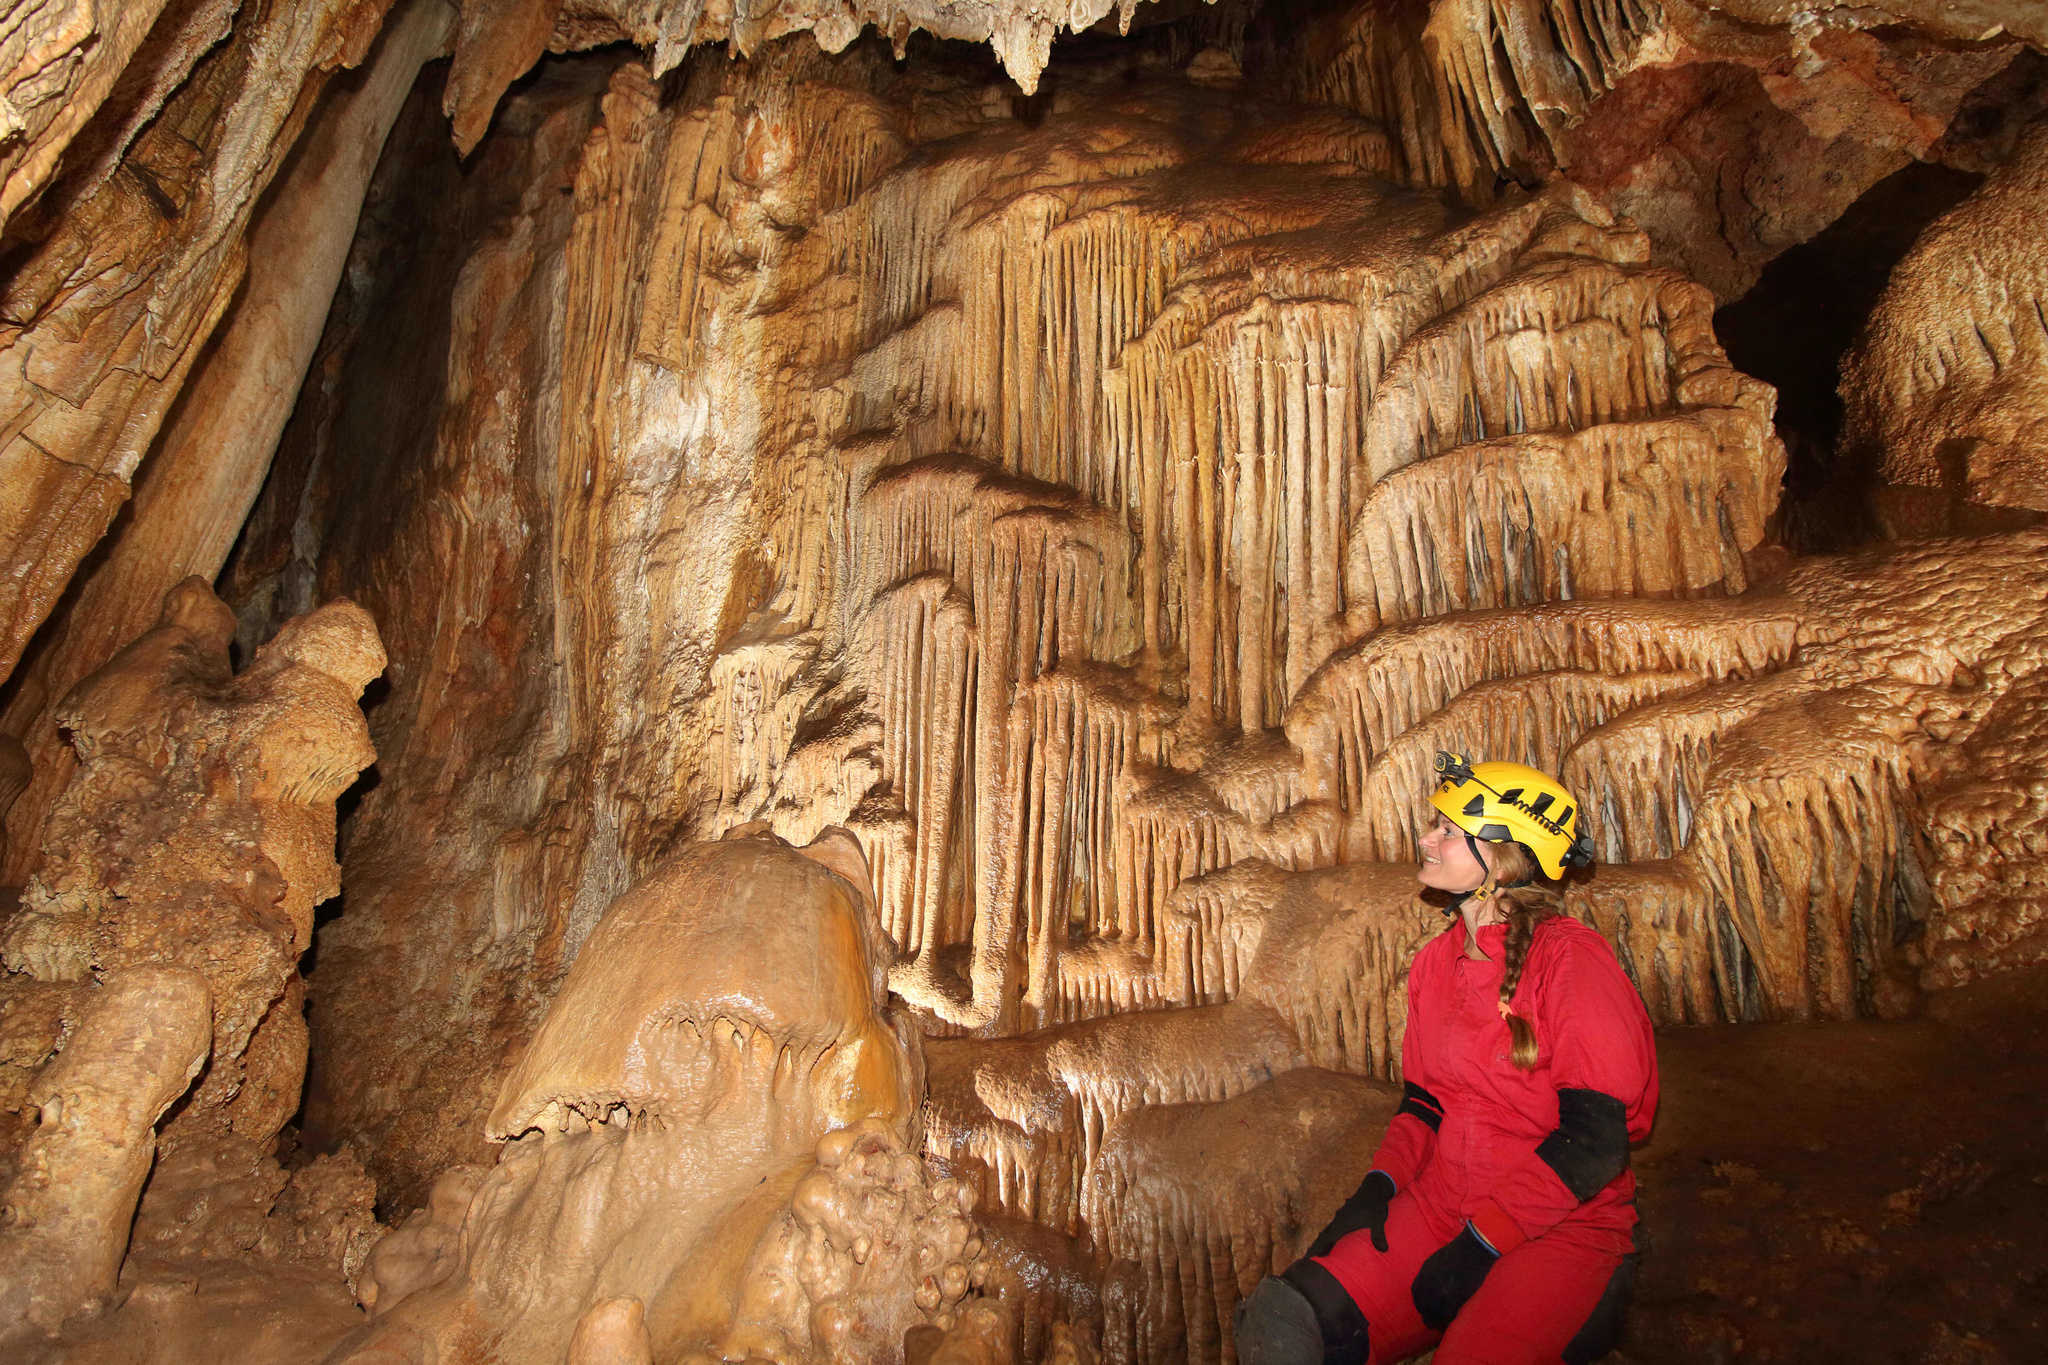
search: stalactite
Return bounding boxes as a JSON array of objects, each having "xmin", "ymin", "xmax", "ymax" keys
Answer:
[
  {"xmin": 1092, "ymin": 1070, "xmax": 1402, "ymax": 1365},
  {"xmin": 1671, "ymin": 706, "xmax": 1925, "ymax": 1022},
  {"xmin": 1155, "ymin": 861, "xmax": 1294, "ymax": 1009},
  {"xmin": 1288, "ymin": 596, "xmax": 1804, "ymax": 833},
  {"xmin": 1349, "ymin": 668, "xmax": 1708, "ymax": 862},
  {"xmin": 925, "ymin": 1003, "xmax": 1302, "ymax": 1238},
  {"xmin": 1289, "ymin": 0, "xmax": 1665, "ymax": 202},
  {"xmin": 999, "ymin": 671, "xmax": 1142, "ymax": 1024},
  {"xmin": 1345, "ymin": 410, "xmax": 1778, "ymax": 632},
  {"xmin": 1565, "ymin": 862, "xmax": 1723, "ymax": 1026}
]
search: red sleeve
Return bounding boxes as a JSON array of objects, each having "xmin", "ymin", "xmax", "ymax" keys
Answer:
[
  {"xmin": 1467, "ymin": 927, "xmax": 1658, "ymax": 1252},
  {"xmin": 1370, "ymin": 937, "xmax": 1445, "ymax": 1190}
]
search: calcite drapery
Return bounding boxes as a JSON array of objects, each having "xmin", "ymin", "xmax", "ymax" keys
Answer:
[
  {"xmin": 234, "ymin": 47, "xmax": 1790, "ymax": 1206},
  {"xmin": 1843, "ymin": 113, "xmax": 2048, "ymax": 531}
]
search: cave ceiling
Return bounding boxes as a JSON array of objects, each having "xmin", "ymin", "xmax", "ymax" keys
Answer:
[{"xmin": 0, "ymin": 0, "xmax": 2046, "ymax": 1362}]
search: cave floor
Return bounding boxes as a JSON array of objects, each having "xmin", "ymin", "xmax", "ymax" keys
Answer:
[
  {"xmin": 1624, "ymin": 967, "xmax": 2048, "ymax": 1365},
  {"xmin": 22, "ymin": 967, "xmax": 2046, "ymax": 1365}
]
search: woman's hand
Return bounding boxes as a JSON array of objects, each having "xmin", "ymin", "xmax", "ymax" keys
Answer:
[
  {"xmin": 1410, "ymin": 1222, "xmax": 1500, "ymax": 1329},
  {"xmin": 1307, "ymin": 1169, "xmax": 1398, "ymax": 1258}
]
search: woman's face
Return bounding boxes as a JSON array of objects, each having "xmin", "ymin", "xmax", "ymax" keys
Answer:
[{"xmin": 1418, "ymin": 813, "xmax": 1491, "ymax": 894}]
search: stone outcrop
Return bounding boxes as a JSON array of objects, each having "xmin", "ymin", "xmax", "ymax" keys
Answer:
[{"xmin": 0, "ymin": 580, "xmax": 383, "ymax": 1352}]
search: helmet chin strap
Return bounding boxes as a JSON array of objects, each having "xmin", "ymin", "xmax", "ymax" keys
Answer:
[{"xmin": 1445, "ymin": 832, "xmax": 1531, "ymax": 914}]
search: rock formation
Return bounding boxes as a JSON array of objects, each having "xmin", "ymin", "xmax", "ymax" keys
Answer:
[
  {"xmin": 1843, "ymin": 111, "xmax": 2048, "ymax": 535},
  {"xmin": 0, "ymin": 579, "xmax": 383, "ymax": 1354},
  {"xmin": 0, "ymin": 0, "xmax": 451, "ymax": 879},
  {"xmin": 0, "ymin": 1, "xmax": 2043, "ymax": 1363},
  {"xmin": 327, "ymin": 828, "xmax": 982, "ymax": 1365}
]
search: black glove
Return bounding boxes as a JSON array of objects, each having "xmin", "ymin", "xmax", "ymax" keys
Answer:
[
  {"xmin": 1411, "ymin": 1223, "xmax": 1499, "ymax": 1330},
  {"xmin": 1307, "ymin": 1169, "xmax": 1397, "ymax": 1258}
]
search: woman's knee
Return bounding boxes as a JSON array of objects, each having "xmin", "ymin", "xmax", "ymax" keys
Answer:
[{"xmin": 1230, "ymin": 1261, "xmax": 1373, "ymax": 1365}]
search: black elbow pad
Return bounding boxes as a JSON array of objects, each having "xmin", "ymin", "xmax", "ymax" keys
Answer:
[
  {"xmin": 1395, "ymin": 1080, "xmax": 1444, "ymax": 1132},
  {"xmin": 1536, "ymin": 1088, "xmax": 1630, "ymax": 1201}
]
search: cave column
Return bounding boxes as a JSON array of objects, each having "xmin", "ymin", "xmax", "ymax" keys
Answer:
[{"xmin": 0, "ymin": 0, "xmax": 454, "ymax": 884}]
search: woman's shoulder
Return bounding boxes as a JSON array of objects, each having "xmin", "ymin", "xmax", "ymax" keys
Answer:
[{"xmin": 1529, "ymin": 914, "xmax": 1627, "ymax": 977}]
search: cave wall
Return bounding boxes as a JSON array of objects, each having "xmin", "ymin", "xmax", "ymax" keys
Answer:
[
  {"xmin": 202, "ymin": 33, "xmax": 1795, "ymax": 1200},
  {"xmin": 0, "ymin": 0, "xmax": 2045, "ymax": 1360},
  {"xmin": 199, "ymin": 12, "xmax": 2048, "ymax": 1217}
]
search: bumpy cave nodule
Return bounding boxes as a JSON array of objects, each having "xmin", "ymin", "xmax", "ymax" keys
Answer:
[{"xmin": 0, "ymin": 0, "xmax": 2045, "ymax": 1362}]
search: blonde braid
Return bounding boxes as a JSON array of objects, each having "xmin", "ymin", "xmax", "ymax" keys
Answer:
[{"xmin": 1484, "ymin": 842, "xmax": 1565, "ymax": 1070}]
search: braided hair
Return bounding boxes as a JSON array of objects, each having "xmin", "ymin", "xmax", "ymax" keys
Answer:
[{"xmin": 1475, "ymin": 839, "xmax": 1565, "ymax": 1071}]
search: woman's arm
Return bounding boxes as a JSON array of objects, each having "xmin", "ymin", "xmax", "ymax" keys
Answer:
[
  {"xmin": 1365, "ymin": 943, "xmax": 1444, "ymax": 1191},
  {"xmin": 1464, "ymin": 927, "xmax": 1659, "ymax": 1254}
]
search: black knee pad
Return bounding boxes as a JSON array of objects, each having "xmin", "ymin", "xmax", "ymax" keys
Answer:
[
  {"xmin": 1233, "ymin": 1275, "xmax": 1326, "ymax": 1365},
  {"xmin": 1561, "ymin": 1251, "xmax": 1641, "ymax": 1364},
  {"xmin": 1277, "ymin": 1259, "xmax": 1371, "ymax": 1365}
]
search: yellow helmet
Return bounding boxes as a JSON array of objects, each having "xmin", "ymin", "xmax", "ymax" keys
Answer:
[{"xmin": 1429, "ymin": 752, "xmax": 1594, "ymax": 882}]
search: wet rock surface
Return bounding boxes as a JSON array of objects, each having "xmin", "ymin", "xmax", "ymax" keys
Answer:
[
  {"xmin": 1630, "ymin": 967, "xmax": 2048, "ymax": 1365},
  {"xmin": 0, "ymin": 3, "xmax": 2044, "ymax": 1363}
]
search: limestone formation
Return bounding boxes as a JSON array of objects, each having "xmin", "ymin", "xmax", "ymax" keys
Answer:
[
  {"xmin": 0, "ymin": 2, "xmax": 2043, "ymax": 1364},
  {"xmin": 2, "ymin": 578, "xmax": 384, "ymax": 1147},
  {"xmin": 0, "ymin": 730, "xmax": 26, "ymax": 871},
  {"xmin": 1843, "ymin": 112, "xmax": 2048, "ymax": 534},
  {"xmin": 0, "ymin": 580, "xmax": 384, "ymax": 1356},
  {"xmin": 0, "ymin": 0, "xmax": 452, "ymax": 884},
  {"xmin": 0, "ymin": 964, "xmax": 211, "ymax": 1339},
  {"xmin": 325, "ymin": 830, "xmax": 974, "ymax": 1365},
  {"xmin": 251, "ymin": 50, "xmax": 1799, "ymax": 1199},
  {"xmin": 0, "ymin": 0, "xmax": 393, "ymax": 698}
]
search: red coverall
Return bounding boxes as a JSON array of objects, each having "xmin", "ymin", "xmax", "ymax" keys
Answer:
[{"xmin": 1313, "ymin": 915, "xmax": 1659, "ymax": 1365}]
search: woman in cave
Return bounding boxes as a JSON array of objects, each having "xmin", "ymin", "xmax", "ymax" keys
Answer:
[{"xmin": 1233, "ymin": 752, "xmax": 1658, "ymax": 1365}]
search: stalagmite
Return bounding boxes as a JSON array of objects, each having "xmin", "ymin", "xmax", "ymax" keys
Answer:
[
  {"xmin": 0, "ymin": 964, "xmax": 211, "ymax": 1341},
  {"xmin": 1092, "ymin": 1069, "xmax": 1401, "ymax": 1365},
  {"xmin": 2, "ymin": 578, "xmax": 383, "ymax": 1144},
  {"xmin": 324, "ymin": 830, "xmax": 987, "ymax": 1365}
]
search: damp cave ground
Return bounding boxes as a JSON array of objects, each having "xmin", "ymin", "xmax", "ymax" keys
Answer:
[{"xmin": 1621, "ymin": 965, "xmax": 2048, "ymax": 1365}]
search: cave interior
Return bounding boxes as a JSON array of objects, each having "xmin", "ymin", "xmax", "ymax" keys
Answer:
[{"xmin": 0, "ymin": 0, "xmax": 2046, "ymax": 1362}]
